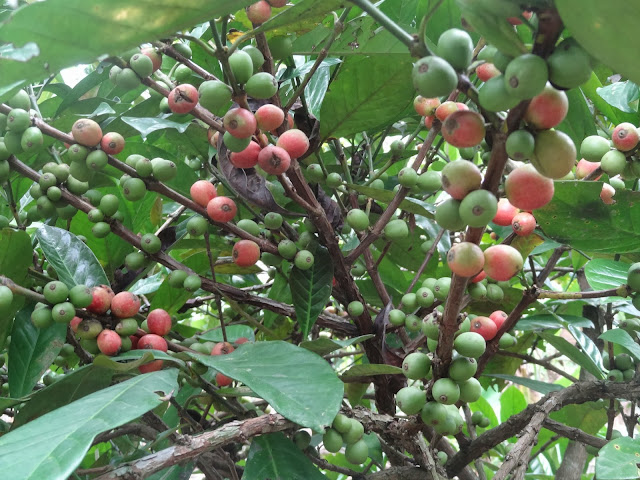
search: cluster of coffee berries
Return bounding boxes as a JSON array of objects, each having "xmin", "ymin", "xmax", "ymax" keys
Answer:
[{"xmin": 323, "ymin": 413, "xmax": 369, "ymax": 465}]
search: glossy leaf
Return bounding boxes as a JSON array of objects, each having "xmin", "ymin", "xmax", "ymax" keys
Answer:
[
  {"xmin": 556, "ymin": 0, "xmax": 640, "ymax": 86},
  {"xmin": 13, "ymin": 365, "xmax": 114, "ymax": 428},
  {"xmin": 255, "ymin": 0, "xmax": 344, "ymax": 36},
  {"xmin": 35, "ymin": 225, "xmax": 108, "ymax": 288},
  {"xmin": 199, "ymin": 325, "xmax": 256, "ymax": 343},
  {"xmin": 290, "ymin": 245, "xmax": 334, "ymax": 338},
  {"xmin": 515, "ymin": 314, "xmax": 594, "ymax": 331},
  {"xmin": 568, "ymin": 323, "xmax": 604, "ymax": 371},
  {"xmin": 550, "ymin": 402, "xmax": 607, "ymax": 436},
  {"xmin": 300, "ymin": 334, "xmax": 375, "ymax": 356},
  {"xmin": 348, "ymin": 184, "xmax": 434, "ymax": 218},
  {"xmin": 320, "ymin": 55, "xmax": 414, "ymax": 139},
  {"xmin": 584, "ymin": 258, "xmax": 629, "ymax": 291},
  {"xmin": 535, "ymin": 182, "xmax": 640, "ymax": 253},
  {"xmin": 485, "ymin": 374, "xmax": 564, "ymax": 395},
  {"xmin": 0, "ymin": 0, "xmax": 257, "ymax": 98},
  {"xmin": 122, "ymin": 117, "xmax": 193, "ymax": 139},
  {"xmin": 95, "ymin": 349, "xmax": 186, "ymax": 370},
  {"xmin": 599, "ymin": 329, "xmax": 640, "ymax": 362},
  {"xmin": 0, "ymin": 369, "xmax": 178, "ymax": 479},
  {"xmin": 244, "ymin": 432, "xmax": 328, "ymax": 480},
  {"xmin": 597, "ymin": 81, "xmax": 639, "ymax": 113},
  {"xmin": 595, "ymin": 437, "xmax": 640, "ymax": 479},
  {"xmin": 189, "ymin": 341, "xmax": 343, "ymax": 431},
  {"xmin": 500, "ymin": 385, "xmax": 527, "ymax": 423},
  {"xmin": 539, "ymin": 332, "xmax": 605, "ymax": 379},
  {"xmin": 0, "ymin": 228, "xmax": 32, "ymax": 349},
  {"xmin": 9, "ymin": 306, "xmax": 67, "ymax": 398},
  {"xmin": 557, "ymin": 88, "xmax": 597, "ymax": 149},
  {"xmin": 341, "ymin": 364, "xmax": 403, "ymax": 379}
]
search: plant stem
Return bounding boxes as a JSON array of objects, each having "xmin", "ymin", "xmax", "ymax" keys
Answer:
[
  {"xmin": 283, "ymin": 9, "xmax": 351, "ymax": 113},
  {"xmin": 348, "ymin": 0, "xmax": 422, "ymax": 54}
]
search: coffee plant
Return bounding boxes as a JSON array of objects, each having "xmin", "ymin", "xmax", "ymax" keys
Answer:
[{"xmin": 0, "ymin": 0, "xmax": 639, "ymax": 479}]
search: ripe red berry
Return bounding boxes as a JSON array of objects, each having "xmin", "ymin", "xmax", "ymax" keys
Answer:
[
  {"xmin": 147, "ymin": 308, "xmax": 172, "ymax": 336},
  {"xmin": 70, "ymin": 316, "xmax": 83, "ymax": 333},
  {"xmin": 258, "ymin": 145, "xmax": 291, "ymax": 174},
  {"xmin": 138, "ymin": 333, "xmax": 168, "ymax": 352},
  {"xmin": 470, "ymin": 316, "xmax": 498, "ymax": 340},
  {"xmin": 247, "ymin": 1, "xmax": 272, "ymax": 24},
  {"xmin": 207, "ymin": 196, "xmax": 237, "ymax": 222},
  {"xmin": 505, "ymin": 164, "xmax": 554, "ymax": 211},
  {"xmin": 414, "ymin": 96, "xmax": 440, "ymax": 116},
  {"xmin": 141, "ymin": 48, "xmax": 162, "ymax": 72},
  {"xmin": 110, "ymin": 291, "xmax": 141, "ymax": 318},
  {"xmin": 190, "ymin": 180, "xmax": 217, "ymax": 207},
  {"xmin": 216, "ymin": 372, "xmax": 233, "ymax": 386},
  {"xmin": 232, "ymin": 240, "xmax": 261, "ymax": 267},
  {"xmin": 139, "ymin": 360, "xmax": 164, "ymax": 373},
  {"xmin": 223, "ymin": 107, "xmax": 257, "ymax": 139},
  {"xmin": 100, "ymin": 132, "xmax": 125, "ymax": 155},
  {"xmin": 483, "ymin": 245, "xmax": 524, "ymax": 282},
  {"xmin": 97, "ymin": 329, "xmax": 122, "ymax": 356},
  {"xmin": 72, "ymin": 119, "xmax": 103, "ymax": 147},
  {"xmin": 492, "ymin": 198, "xmax": 519, "ymax": 226},
  {"xmin": 511, "ymin": 211, "xmax": 536, "ymax": 236},
  {"xmin": 489, "ymin": 310, "xmax": 508, "ymax": 330},
  {"xmin": 276, "ymin": 129, "xmax": 309, "ymax": 159},
  {"xmin": 612, "ymin": 122, "xmax": 639, "ymax": 152},
  {"xmin": 255, "ymin": 104, "xmax": 285, "ymax": 131},
  {"xmin": 476, "ymin": 62, "xmax": 500, "ymax": 81},
  {"xmin": 230, "ymin": 141, "xmax": 261, "ymax": 168},
  {"xmin": 168, "ymin": 84, "xmax": 199, "ymax": 114},
  {"xmin": 87, "ymin": 285, "xmax": 115, "ymax": 314},
  {"xmin": 211, "ymin": 341, "xmax": 235, "ymax": 356}
]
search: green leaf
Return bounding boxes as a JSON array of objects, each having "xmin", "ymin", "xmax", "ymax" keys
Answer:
[
  {"xmin": 122, "ymin": 117, "xmax": 193, "ymax": 139},
  {"xmin": 539, "ymin": 332, "xmax": 605, "ymax": 379},
  {"xmin": 556, "ymin": 0, "xmax": 640, "ymax": 86},
  {"xmin": 535, "ymin": 182, "xmax": 640, "ymax": 253},
  {"xmin": 13, "ymin": 365, "xmax": 114, "ymax": 428},
  {"xmin": 290, "ymin": 246, "xmax": 333, "ymax": 338},
  {"xmin": 0, "ymin": 228, "xmax": 32, "ymax": 349},
  {"xmin": 198, "ymin": 325, "xmax": 255, "ymax": 343},
  {"xmin": 0, "ymin": 0, "xmax": 258, "ymax": 97},
  {"xmin": 341, "ymin": 364, "xmax": 403, "ymax": 379},
  {"xmin": 147, "ymin": 463, "xmax": 197, "ymax": 480},
  {"xmin": 550, "ymin": 402, "xmax": 607, "ymax": 436},
  {"xmin": 568, "ymin": 323, "xmax": 604, "ymax": 372},
  {"xmin": 581, "ymin": 72, "xmax": 621, "ymax": 125},
  {"xmin": 35, "ymin": 225, "xmax": 108, "ymax": 288},
  {"xmin": 92, "ymin": 351, "xmax": 157, "ymax": 372},
  {"xmin": 263, "ymin": 272, "xmax": 292, "ymax": 328},
  {"xmin": 189, "ymin": 341, "xmax": 342, "ymax": 430},
  {"xmin": 300, "ymin": 334, "xmax": 375, "ymax": 356},
  {"xmin": 485, "ymin": 374, "xmax": 564, "ymax": 395},
  {"xmin": 319, "ymin": 55, "xmax": 414, "ymax": 139},
  {"xmin": 515, "ymin": 314, "xmax": 594, "ymax": 331},
  {"xmin": 348, "ymin": 184, "xmax": 434, "ymax": 218},
  {"xmin": 584, "ymin": 259, "xmax": 629, "ymax": 291},
  {"xmin": 244, "ymin": 432, "xmax": 328, "ymax": 480},
  {"xmin": 595, "ymin": 437, "xmax": 640, "ymax": 479},
  {"xmin": 597, "ymin": 81, "xmax": 639, "ymax": 113},
  {"xmin": 500, "ymin": 385, "xmax": 527, "ymax": 423},
  {"xmin": 305, "ymin": 65, "xmax": 331, "ymax": 120},
  {"xmin": 0, "ymin": 369, "xmax": 178, "ymax": 479},
  {"xmin": 256, "ymin": 0, "xmax": 344, "ymax": 36},
  {"xmin": 9, "ymin": 305, "xmax": 67, "ymax": 398},
  {"xmin": 557, "ymin": 88, "xmax": 597, "ymax": 148},
  {"xmin": 95, "ymin": 349, "xmax": 186, "ymax": 370},
  {"xmin": 599, "ymin": 329, "xmax": 640, "ymax": 362}
]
